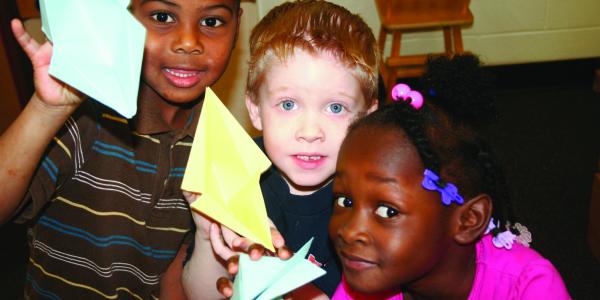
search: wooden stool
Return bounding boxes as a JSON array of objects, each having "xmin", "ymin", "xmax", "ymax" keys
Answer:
[{"xmin": 375, "ymin": 0, "xmax": 473, "ymax": 97}]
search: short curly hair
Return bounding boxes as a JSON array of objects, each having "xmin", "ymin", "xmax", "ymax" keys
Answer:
[{"xmin": 246, "ymin": 0, "xmax": 379, "ymax": 104}]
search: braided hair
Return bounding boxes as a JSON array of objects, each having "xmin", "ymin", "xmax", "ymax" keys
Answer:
[{"xmin": 348, "ymin": 54, "xmax": 518, "ymax": 237}]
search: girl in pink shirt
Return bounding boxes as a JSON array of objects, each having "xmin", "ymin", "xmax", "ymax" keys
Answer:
[{"xmin": 329, "ymin": 54, "xmax": 570, "ymax": 300}]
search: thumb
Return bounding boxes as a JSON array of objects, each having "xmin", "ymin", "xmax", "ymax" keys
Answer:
[{"xmin": 11, "ymin": 18, "xmax": 41, "ymax": 60}]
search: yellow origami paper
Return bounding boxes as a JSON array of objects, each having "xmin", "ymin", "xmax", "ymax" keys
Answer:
[{"xmin": 182, "ymin": 87, "xmax": 274, "ymax": 251}]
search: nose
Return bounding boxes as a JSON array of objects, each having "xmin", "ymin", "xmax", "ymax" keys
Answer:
[
  {"xmin": 295, "ymin": 111, "xmax": 324, "ymax": 143},
  {"xmin": 172, "ymin": 24, "xmax": 204, "ymax": 55},
  {"xmin": 336, "ymin": 209, "xmax": 370, "ymax": 246}
]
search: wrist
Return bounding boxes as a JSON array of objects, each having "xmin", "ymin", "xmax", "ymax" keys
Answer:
[{"xmin": 29, "ymin": 93, "xmax": 80, "ymax": 117}]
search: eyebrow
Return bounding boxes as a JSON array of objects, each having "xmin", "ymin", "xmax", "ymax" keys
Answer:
[
  {"xmin": 139, "ymin": 0, "xmax": 177, "ymax": 7},
  {"xmin": 137, "ymin": 1, "xmax": 235, "ymax": 15},
  {"xmin": 335, "ymin": 171, "xmax": 398, "ymax": 185},
  {"xmin": 365, "ymin": 172, "xmax": 398, "ymax": 184}
]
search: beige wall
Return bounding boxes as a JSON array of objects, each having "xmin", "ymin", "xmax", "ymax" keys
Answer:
[
  {"xmin": 16, "ymin": 0, "xmax": 600, "ymax": 133},
  {"xmin": 220, "ymin": 0, "xmax": 600, "ymax": 132}
]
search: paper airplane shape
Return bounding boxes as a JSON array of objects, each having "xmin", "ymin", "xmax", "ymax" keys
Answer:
[
  {"xmin": 182, "ymin": 87, "xmax": 274, "ymax": 251},
  {"xmin": 232, "ymin": 238, "xmax": 326, "ymax": 300},
  {"xmin": 40, "ymin": 0, "xmax": 145, "ymax": 118}
]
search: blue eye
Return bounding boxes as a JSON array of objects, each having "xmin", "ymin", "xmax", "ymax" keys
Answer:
[
  {"xmin": 336, "ymin": 196, "xmax": 353, "ymax": 208},
  {"xmin": 327, "ymin": 103, "xmax": 345, "ymax": 114},
  {"xmin": 375, "ymin": 205, "xmax": 398, "ymax": 218},
  {"xmin": 201, "ymin": 17, "xmax": 224, "ymax": 27},
  {"xmin": 151, "ymin": 12, "xmax": 174, "ymax": 23},
  {"xmin": 280, "ymin": 100, "xmax": 297, "ymax": 111}
]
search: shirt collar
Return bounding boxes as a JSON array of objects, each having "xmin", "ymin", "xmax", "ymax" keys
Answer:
[{"xmin": 133, "ymin": 96, "xmax": 202, "ymax": 139}]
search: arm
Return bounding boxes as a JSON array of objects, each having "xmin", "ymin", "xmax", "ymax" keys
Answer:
[
  {"xmin": 160, "ymin": 244, "xmax": 189, "ymax": 300},
  {"xmin": 181, "ymin": 192, "xmax": 229, "ymax": 300},
  {"xmin": 0, "ymin": 19, "xmax": 82, "ymax": 223},
  {"xmin": 181, "ymin": 192, "xmax": 288, "ymax": 299},
  {"xmin": 182, "ymin": 224, "xmax": 229, "ymax": 300}
]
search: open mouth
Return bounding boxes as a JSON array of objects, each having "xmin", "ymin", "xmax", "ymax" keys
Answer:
[
  {"xmin": 296, "ymin": 155, "xmax": 322, "ymax": 161},
  {"xmin": 292, "ymin": 154, "xmax": 326, "ymax": 170},
  {"xmin": 165, "ymin": 68, "xmax": 198, "ymax": 78},
  {"xmin": 163, "ymin": 68, "xmax": 202, "ymax": 88}
]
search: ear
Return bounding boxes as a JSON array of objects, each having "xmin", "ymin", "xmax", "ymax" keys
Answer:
[
  {"xmin": 367, "ymin": 98, "xmax": 378, "ymax": 114},
  {"xmin": 233, "ymin": 7, "xmax": 243, "ymax": 46},
  {"xmin": 245, "ymin": 94, "xmax": 263, "ymax": 131},
  {"xmin": 453, "ymin": 194, "xmax": 492, "ymax": 245}
]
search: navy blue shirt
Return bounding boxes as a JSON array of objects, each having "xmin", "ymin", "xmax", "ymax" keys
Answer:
[{"xmin": 186, "ymin": 137, "xmax": 341, "ymax": 296}]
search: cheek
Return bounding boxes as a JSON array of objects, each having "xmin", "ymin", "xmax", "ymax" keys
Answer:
[
  {"xmin": 144, "ymin": 31, "xmax": 167, "ymax": 54},
  {"xmin": 328, "ymin": 215, "xmax": 339, "ymax": 240},
  {"xmin": 208, "ymin": 36, "xmax": 235, "ymax": 67},
  {"xmin": 141, "ymin": 36, "xmax": 165, "ymax": 76},
  {"xmin": 325, "ymin": 122, "xmax": 352, "ymax": 149}
]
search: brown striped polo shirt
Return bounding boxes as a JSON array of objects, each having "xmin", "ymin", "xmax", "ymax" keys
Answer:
[{"xmin": 12, "ymin": 97, "xmax": 198, "ymax": 299}]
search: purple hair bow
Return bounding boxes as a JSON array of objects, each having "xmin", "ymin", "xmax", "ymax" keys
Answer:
[{"xmin": 421, "ymin": 169, "xmax": 464, "ymax": 206}]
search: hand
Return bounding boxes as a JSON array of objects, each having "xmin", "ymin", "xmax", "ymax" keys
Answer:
[
  {"xmin": 183, "ymin": 191, "xmax": 288, "ymax": 262},
  {"xmin": 210, "ymin": 218, "xmax": 287, "ymax": 262},
  {"xmin": 11, "ymin": 19, "xmax": 83, "ymax": 108}
]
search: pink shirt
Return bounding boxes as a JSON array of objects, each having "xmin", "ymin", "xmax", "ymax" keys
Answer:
[{"xmin": 332, "ymin": 235, "xmax": 570, "ymax": 300}]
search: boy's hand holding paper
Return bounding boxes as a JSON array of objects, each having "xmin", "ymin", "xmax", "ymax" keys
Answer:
[
  {"xmin": 182, "ymin": 87, "xmax": 274, "ymax": 252},
  {"xmin": 40, "ymin": 0, "xmax": 145, "ymax": 118}
]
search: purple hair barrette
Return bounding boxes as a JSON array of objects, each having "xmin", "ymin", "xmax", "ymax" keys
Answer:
[
  {"xmin": 421, "ymin": 169, "xmax": 464, "ymax": 206},
  {"xmin": 391, "ymin": 83, "xmax": 424, "ymax": 109}
]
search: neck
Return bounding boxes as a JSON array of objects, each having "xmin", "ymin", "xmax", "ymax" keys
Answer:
[
  {"xmin": 403, "ymin": 244, "xmax": 477, "ymax": 300},
  {"xmin": 283, "ymin": 175, "xmax": 332, "ymax": 196},
  {"xmin": 138, "ymin": 83, "xmax": 200, "ymax": 130}
]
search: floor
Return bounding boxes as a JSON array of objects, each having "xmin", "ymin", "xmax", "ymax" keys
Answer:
[{"xmin": 1, "ymin": 58, "xmax": 599, "ymax": 299}]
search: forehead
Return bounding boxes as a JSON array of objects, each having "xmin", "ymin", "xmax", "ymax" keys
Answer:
[
  {"xmin": 340, "ymin": 126, "xmax": 423, "ymax": 178},
  {"xmin": 260, "ymin": 50, "xmax": 365, "ymax": 102},
  {"xmin": 131, "ymin": 0, "xmax": 238, "ymax": 11}
]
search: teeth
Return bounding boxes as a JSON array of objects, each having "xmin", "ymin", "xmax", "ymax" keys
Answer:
[
  {"xmin": 297, "ymin": 155, "xmax": 321, "ymax": 161},
  {"xmin": 165, "ymin": 68, "xmax": 195, "ymax": 78}
]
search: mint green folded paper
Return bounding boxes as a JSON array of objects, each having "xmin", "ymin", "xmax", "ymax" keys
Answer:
[
  {"xmin": 231, "ymin": 238, "xmax": 327, "ymax": 300},
  {"xmin": 40, "ymin": 0, "xmax": 146, "ymax": 118}
]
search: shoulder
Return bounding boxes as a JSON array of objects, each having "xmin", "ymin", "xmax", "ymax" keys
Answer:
[
  {"xmin": 477, "ymin": 235, "xmax": 556, "ymax": 274},
  {"xmin": 474, "ymin": 235, "xmax": 570, "ymax": 299}
]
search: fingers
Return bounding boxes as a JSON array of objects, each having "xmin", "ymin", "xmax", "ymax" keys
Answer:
[
  {"xmin": 216, "ymin": 277, "xmax": 233, "ymax": 298},
  {"xmin": 247, "ymin": 243, "xmax": 267, "ymax": 261},
  {"xmin": 182, "ymin": 191, "xmax": 198, "ymax": 204},
  {"xmin": 10, "ymin": 18, "xmax": 40, "ymax": 59},
  {"xmin": 209, "ymin": 223, "xmax": 237, "ymax": 261},
  {"xmin": 270, "ymin": 225, "xmax": 286, "ymax": 249},
  {"xmin": 220, "ymin": 225, "xmax": 243, "ymax": 249},
  {"xmin": 225, "ymin": 255, "xmax": 239, "ymax": 276},
  {"xmin": 276, "ymin": 245, "xmax": 293, "ymax": 260},
  {"xmin": 267, "ymin": 217, "xmax": 285, "ymax": 249},
  {"xmin": 217, "ymin": 256, "xmax": 238, "ymax": 298}
]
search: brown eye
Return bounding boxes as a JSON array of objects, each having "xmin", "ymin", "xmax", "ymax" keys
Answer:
[
  {"xmin": 201, "ymin": 17, "xmax": 224, "ymax": 27},
  {"xmin": 375, "ymin": 205, "xmax": 398, "ymax": 218},
  {"xmin": 336, "ymin": 196, "xmax": 352, "ymax": 208},
  {"xmin": 151, "ymin": 12, "xmax": 174, "ymax": 23}
]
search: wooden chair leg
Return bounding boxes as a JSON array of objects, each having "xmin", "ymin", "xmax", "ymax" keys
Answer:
[
  {"xmin": 378, "ymin": 27, "xmax": 390, "ymax": 97},
  {"xmin": 443, "ymin": 26, "xmax": 452, "ymax": 55},
  {"xmin": 452, "ymin": 26, "xmax": 464, "ymax": 53},
  {"xmin": 386, "ymin": 68, "xmax": 397, "ymax": 101},
  {"xmin": 391, "ymin": 31, "xmax": 402, "ymax": 57}
]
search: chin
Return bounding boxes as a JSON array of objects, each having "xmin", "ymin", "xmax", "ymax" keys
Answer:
[
  {"xmin": 161, "ymin": 91, "xmax": 204, "ymax": 106},
  {"xmin": 284, "ymin": 174, "xmax": 331, "ymax": 194},
  {"xmin": 345, "ymin": 277, "xmax": 392, "ymax": 297}
]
